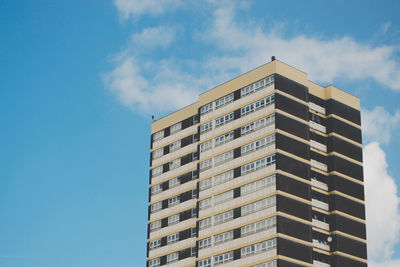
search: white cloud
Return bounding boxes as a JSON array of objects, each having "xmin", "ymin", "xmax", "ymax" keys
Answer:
[
  {"xmin": 131, "ymin": 26, "xmax": 177, "ymax": 49},
  {"xmin": 114, "ymin": 0, "xmax": 182, "ymax": 19},
  {"xmin": 370, "ymin": 259, "xmax": 400, "ymax": 267},
  {"xmin": 103, "ymin": 57, "xmax": 200, "ymax": 114},
  {"xmin": 364, "ymin": 142, "xmax": 400, "ymax": 260},
  {"xmin": 362, "ymin": 106, "xmax": 400, "ymax": 144},
  {"xmin": 108, "ymin": 2, "xmax": 400, "ymax": 116},
  {"xmin": 203, "ymin": 4, "xmax": 400, "ymax": 91}
]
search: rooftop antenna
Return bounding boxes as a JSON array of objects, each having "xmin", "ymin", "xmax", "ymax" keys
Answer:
[{"xmin": 271, "ymin": 56, "xmax": 276, "ymax": 61}]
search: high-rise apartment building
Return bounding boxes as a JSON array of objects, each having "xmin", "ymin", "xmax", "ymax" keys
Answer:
[{"xmin": 147, "ymin": 59, "xmax": 367, "ymax": 267}]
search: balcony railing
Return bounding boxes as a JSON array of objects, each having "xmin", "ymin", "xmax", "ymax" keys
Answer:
[
  {"xmin": 310, "ymin": 140, "xmax": 327, "ymax": 152},
  {"xmin": 313, "ymin": 239, "xmax": 330, "ymax": 251},
  {"xmin": 309, "ymin": 121, "xmax": 326, "ymax": 133},
  {"xmin": 309, "ymin": 102, "xmax": 326, "ymax": 115},
  {"xmin": 311, "ymin": 178, "xmax": 328, "ymax": 191},
  {"xmin": 312, "ymin": 199, "xmax": 329, "ymax": 211},
  {"xmin": 313, "ymin": 260, "xmax": 330, "ymax": 267},
  {"xmin": 312, "ymin": 218, "xmax": 330, "ymax": 231},
  {"xmin": 311, "ymin": 159, "xmax": 328, "ymax": 172}
]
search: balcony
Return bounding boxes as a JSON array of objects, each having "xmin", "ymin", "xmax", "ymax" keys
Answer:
[
  {"xmin": 312, "ymin": 218, "xmax": 330, "ymax": 231},
  {"xmin": 311, "ymin": 178, "xmax": 328, "ymax": 191},
  {"xmin": 312, "ymin": 199, "xmax": 329, "ymax": 211},
  {"xmin": 310, "ymin": 140, "xmax": 327, "ymax": 153},
  {"xmin": 313, "ymin": 239, "xmax": 330, "ymax": 251},
  {"xmin": 309, "ymin": 121, "xmax": 326, "ymax": 133},
  {"xmin": 309, "ymin": 102, "xmax": 326, "ymax": 115},
  {"xmin": 310, "ymin": 159, "xmax": 328, "ymax": 172},
  {"xmin": 313, "ymin": 260, "xmax": 330, "ymax": 267}
]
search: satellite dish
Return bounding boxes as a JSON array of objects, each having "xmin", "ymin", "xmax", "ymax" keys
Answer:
[{"xmin": 327, "ymin": 237, "xmax": 332, "ymax": 242}]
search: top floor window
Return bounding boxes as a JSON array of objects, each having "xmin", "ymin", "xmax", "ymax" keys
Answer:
[
  {"xmin": 241, "ymin": 75, "xmax": 274, "ymax": 97},
  {"xmin": 201, "ymin": 103, "xmax": 213, "ymax": 115}
]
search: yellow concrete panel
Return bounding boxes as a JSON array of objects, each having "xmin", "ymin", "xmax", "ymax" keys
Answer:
[
  {"xmin": 307, "ymin": 81, "xmax": 325, "ymax": 99},
  {"xmin": 151, "ymin": 102, "xmax": 199, "ymax": 133},
  {"xmin": 325, "ymin": 85, "xmax": 360, "ymax": 110}
]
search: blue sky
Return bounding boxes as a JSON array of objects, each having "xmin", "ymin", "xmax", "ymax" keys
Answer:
[{"xmin": 1, "ymin": 1, "xmax": 400, "ymax": 266}]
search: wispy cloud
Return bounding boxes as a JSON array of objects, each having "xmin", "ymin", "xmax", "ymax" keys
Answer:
[
  {"xmin": 362, "ymin": 106, "xmax": 400, "ymax": 144},
  {"xmin": 364, "ymin": 142, "xmax": 400, "ymax": 261},
  {"xmin": 114, "ymin": 0, "xmax": 182, "ymax": 20},
  {"xmin": 203, "ymin": 4, "xmax": 400, "ymax": 91},
  {"xmin": 107, "ymin": 2, "xmax": 400, "ymax": 116},
  {"xmin": 131, "ymin": 26, "xmax": 177, "ymax": 50},
  {"xmin": 370, "ymin": 258, "xmax": 400, "ymax": 267},
  {"xmin": 103, "ymin": 57, "xmax": 198, "ymax": 114}
]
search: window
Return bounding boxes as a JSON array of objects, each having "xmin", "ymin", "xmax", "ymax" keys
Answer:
[
  {"xmin": 151, "ymin": 184, "xmax": 162, "ymax": 195},
  {"xmin": 214, "ymin": 190, "xmax": 233, "ymax": 205},
  {"xmin": 200, "ymin": 140, "xmax": 213, "ymax": 152},
  {"xmin": 241, "ymin": 75, "xmax": 274, "ymax": 97},
  {"xmin": 150, "ymin": 202, "xmax": 162, "ymax": 213},
  {"xmin": 169, "ymin": 158, "xmax": 180, "ymax": 170},
  {"xmin": 241, "ymin": 134, "xmax": 275, "ymax": 155},
  {"xmin": 215, "ymin": 93, "xmax": 234, "ymax": 109},
  {"xmin": 152, "ymin": 166, "xmax": 163, "ymax": 177},
  {"xmin": 215, "ymin": 112, "xmax": 234, "ymax": 127},
  {"xmin": 170, "ymin": 140, "xmax": 181, "ymax": 152},
  {"xmin": 149, "ymin": 258, "xmax": 160, "ymax": 267},
  {"xmin": 241, "ymin": 239, "xmax": 277, "ymax": 258},
  {"xmin": 214, "ymin": 150, "xmax": 234, "ymax": 166},
  {"xmin": 167, "ymin": 232, "xmax": 179, "ymax": 244},
  {"xmin": 153, "ymin": 131, "xmax": 164, "ymax": 142},
  {"xmin": 241, "ymin": 142, "xmax": 255, "ymax": 155},
  {"xmin": 241, "ymin": 196, "xmax": 276, "ymax": 216},
  {"xmin": 241, "ymin": 217, "xmax": 277, "ymax": 236},
  {"xmin": 150, "ymin": 220, "xmax": 161, "ymax": 232},
  {"xmin": 214, "ymin": 251, "xmax": 233, "ymax": 265},
  {"xmin": 152, "ymin": 148, "xmax": 163, "ymax": 159},
  {"xmin": 241, "ymin": 175, "xmax": 276, "ymax": 196},
  {"xmin": 200, "ymin": 121, "xmax": 212, "ymax": 133},
  {"xmin": 241, "ymin": 114, "xmax": 275, "ymax": 136},
  {"xmin": 191, "ymin": 207, "xmax": 197, "ymax": 218},
  {"xmin": 191, "ymin": 227, "xmax": 197, "ymax": 237},
  {"xmin": 201, "ymin": 103, "xmax": 213, "ymax": 115},
  {"xmin": 252, "ymin": 260, "xmax": 277, "ymax": 267},
  {"xmin": 169, "ymin": 177, "xmax": 180, "ymax": 188},
  {"xmin": 167, "ymin": 252, "xmax": 179, "ymax": 264},
  {"xmin": 199, "ymin": 237, "xmax": 212, "ymax": 249},
  {"xmin": 215, "ymin": 131, "xmax": 234, "ymax": 147},
  {"xmin": 168, "ymin": 195, "xmax": 180, "ymax": 207},
  {"xmin": 199, "ymin": 198, "xmax": 211, "ymax": 210},
  {"xmin": 214, "ymin": 230, "xmax": 233, "ymax": 245},
  {"xmin": 170, "ymin": 122, "xmax": 181, "ymax": 134},
  {"xmin": 149, "ymin": 239, "xmax": 161, "ymax": 250},
  {"xmin": 199, "ymin": 178, "xmax": 212, "ymax": 191},
  {"xmin": 214, "ymin": 170, "xmax": 233, "ymax": 186},
  {"xmin": 199, "ymin": 159, "xmax": 212, "ymax": 172},
  {"xmin": 214, "ymin": 210, "xmax": 233, "ymax": 225},
  {"xmin": 199, "ymin": 217, "xmax": 211, "ymax": 230},
  {"xmin": 168, "ymin": 214, "xmax": 180, "ymax": 225},
  {"xmin": 191, "ymin": 247, "xmax": 197, "ymax": 257},
  {"xmin": 241, "ymin": 155, "xmax": 276, "ymax": 175},
  {"xmin": 241, "ymin": 95, "xmax": 275, "ymax": 116},
  {"xmin": 198, "ymin": 258, "xmax": 211, "ymax": 267}
]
